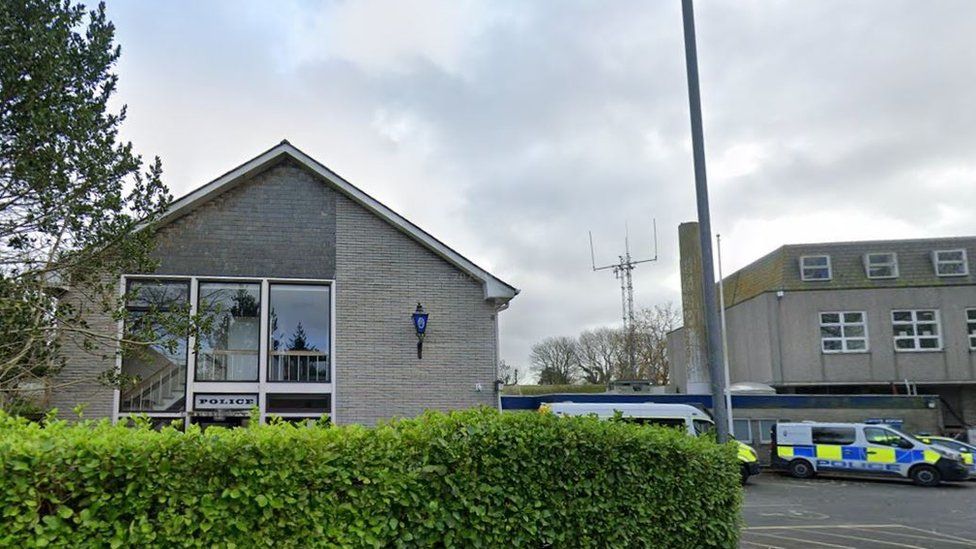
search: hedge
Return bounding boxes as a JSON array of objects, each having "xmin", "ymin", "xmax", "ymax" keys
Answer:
[{"xmin": 0, "ymin": 408, "xmax": 741, "ymax": 547}]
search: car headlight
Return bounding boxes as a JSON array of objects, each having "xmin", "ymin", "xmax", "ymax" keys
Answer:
[{"xmin": 931, "ymin": 445, "xmax": 962, "ymax": 462}]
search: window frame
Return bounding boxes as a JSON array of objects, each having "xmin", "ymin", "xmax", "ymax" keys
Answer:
[
  {"xmin": 932, "ymin": 249, "xmax": 969, "ymax": 277},
  {"xmin": 195, "ymin": 280, "xmax": 263, "ymax": 383},
  {"xmin": 733, "ymin": 418, "xmax": 753, "ymax": 443},
  {"xmin": 799, "ymin": 255, "xmax": 832, "ymax": 281},
  {"xmin": 966, "ymin": 308, "xmax": 976, "ymax": 351},
  {"xmin": 864, "ymin": 252, "xmax": 898, "ymax": 279},
  {"xmin": 819, "ymin": 311, "xmax": 869, "ymax": 354},
  {"xmin": 891, "ymin": 309, "xmax": 943, "ymax": 352},
  {"xmin": 758, "ymin": 419, "xmax": 778, "ymax": 444},
  {"xmin": 118, "ymin": 279, "xmax": 191, "ymax": 415},
  {"xmin": 114, "ymin": 275, "xmax": 336, "ymax": 427}
]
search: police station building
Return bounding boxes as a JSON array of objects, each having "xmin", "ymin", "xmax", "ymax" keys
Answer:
[{"xmin": 51, "ymin": 141, "xmax": 518, "ymax": 427}]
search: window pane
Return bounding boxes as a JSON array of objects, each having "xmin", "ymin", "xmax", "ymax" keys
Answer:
[
  {"xmin": 266, "ymin": 393, "xmax": 331, "ymax": 414},
  {"xmin": 846, "ymin": 339, "xmax": 866, "ymax": 350},
  {"xmin": 843, "ymin": 312, "xmax": 863, "ymax": 323},
  {"xmin": 812, "ymin": 427, "xmax": 856, "ymax": 445},
  {"xmin": 916, "ymin": 311, "xmax": 935, "ymax": 322},
  {"xmin": 127, "ymin": 280, "xmax": 189, "ymax": 309},
  {"xmin": 805, "ymin": 268, "xmax": 829, "ymax": 279},
  {"xmin": 919, "ymin": 338, "xmax": 940, "ymax": 349},
  {"xmin": 120, "ymin": 281, "xmax": 189, "ymax": 413},
  {"xmin": 843, "ymin": 325, "xmax": 865, "ymax": 338},
  {"xmin": 197, "ymin": 283, "xmax": 261, "ymax": 381},
  {"xmin": 938, "ymin": 250, "xmax": 964, "ymax": 261},
  {"xmin": 917, "ymin": 323, "xmax": 938, "ymax": 336},
  {"xmin": 868, "ymin": 266, "xmax": 893, "ymax": 277},
  {"xmin": 892, "ymin": 311, "xmax": 912, "ymax": 322},
  {"xmin": 804, "ymin": 256, "xmax": 828, "ymax": 267},
  {"xmin": 823, "ymin": 339, "xmax": 843, "ymax": 351},
  {"xmin": 820, "ymin": 313, "xmax": 840, "ymax": 324},
  {"xmin": 967, "ymin": 310, "xmax": 976, "ymax": 322},
  {"xmin": 893, "ymin": 324, "xmax": 915, "ymax": 337},
  {"xmin": 269, "ymin": 285, "xmax": 331, "ymax": 382},
  {"xmin": 733, "ymin": 419, "xmax": 752, "ymax": 442},
  {"xmin": 895, "ymin": 338, "xmax": 916, "ymax": 350},
  {"xmin": 759, "ymin": 420, "xmax": 777, "ymax": 443},
  {"xmin": 821, "ymin": 326, "xmax": 842, "ymax": 338},
  {"xmin": 865, "ymin": 428, "xmax": 908, "ymax": 447}
]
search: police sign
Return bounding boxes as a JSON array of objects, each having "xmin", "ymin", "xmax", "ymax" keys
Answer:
[{"xmin": 193, "ymin": 393, "xmax": 258, "ymax": 410}]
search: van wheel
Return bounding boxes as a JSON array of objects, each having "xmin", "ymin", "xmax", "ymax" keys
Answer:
[
  {"xmin": 910, "ymin": 465, "xmax": 941, "ymax": 487},
  {"xmin": 788, "ymin": 460, "xmax": 814, "ymax": 479},
  {"xmin": 740, "ymin": 464, "xmax": 750, "ymax": 485}
]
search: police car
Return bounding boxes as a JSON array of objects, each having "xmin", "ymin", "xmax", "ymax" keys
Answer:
[
  {"xmin": 771, "ymin": 422, "xmax": 969, "ymax": 486},
  {"xmin": 915, "ymin": 434, "xmax": 976, "ymax": 479},
  {"xmin": 544, "ymin": 402, "xmax": 762, "ymax": 484}
]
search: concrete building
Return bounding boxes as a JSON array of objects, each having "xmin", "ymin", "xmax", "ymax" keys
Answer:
[
  {"xmin": 51, "ymin": 141, "xmax": 518, "ymax": 427},
  {"xmin": 668, "ymin": 231, "xmax": 976, "ymax": 435}
]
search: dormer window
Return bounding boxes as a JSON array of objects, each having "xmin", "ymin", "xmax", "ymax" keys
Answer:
[
  {"xmin": 864, "ymin": 252, "xmax": 898, "ymax": 279},
  {"xmin": 800, "ymin": 255, "xmax": 831, "ymax": 281},
  {"xmin": 933, "ymin": 249, "xmax": 969, "ymax": 277}
]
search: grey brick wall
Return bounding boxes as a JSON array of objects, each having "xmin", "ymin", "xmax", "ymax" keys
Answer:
[
  {"xmin": 334, "ymin": 194, "xmax": 499, "ymax": 425},
  {"xmin": 48, "ymin": 275, "xmax": 117, "ymax": 419},
  {"xmin": 149, "ymin": 158, "xmax": 336, "ymax": 279},
  {"xmin": 50, "ymin": 159, "xmax": 502, "ymax": 423}
]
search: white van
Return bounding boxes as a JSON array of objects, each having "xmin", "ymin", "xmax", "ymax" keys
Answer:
[
  {"xmin": 544, "ymin": 402, "xmax": 761, "ymax": 483},
  {"xmin": 772, "ymin": 422, "xmax": 969, "ymax": 486}
]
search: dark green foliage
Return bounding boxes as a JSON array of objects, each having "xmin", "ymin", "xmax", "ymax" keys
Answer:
[{"xmin": 0, "ymin": 408, "xmax": 741, "ymax": 547}]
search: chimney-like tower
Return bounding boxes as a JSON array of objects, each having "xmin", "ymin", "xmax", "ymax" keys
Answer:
[{"xmin": 678, "ymin": 222, "xmax": 711, "ymax": 393}]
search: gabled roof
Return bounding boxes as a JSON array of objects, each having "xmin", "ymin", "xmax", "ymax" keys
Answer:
[{"xmin": 156, "ymin": 141, "xmax": 518, "ymax": 302}]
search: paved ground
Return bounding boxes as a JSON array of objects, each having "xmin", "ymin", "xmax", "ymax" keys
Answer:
[{"xmin": 741, "ymin": 472, "xmax": 976, "ymax": 548}]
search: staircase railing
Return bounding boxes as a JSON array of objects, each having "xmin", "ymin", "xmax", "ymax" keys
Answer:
[{"xmin": 121, "ymin": 363, "xmax": 186, "ymax": 411}]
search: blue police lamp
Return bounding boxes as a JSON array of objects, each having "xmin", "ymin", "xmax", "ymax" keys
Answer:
[{"xmin": 412, "ymin": 303, "xmax": 429, "ymax": 359}]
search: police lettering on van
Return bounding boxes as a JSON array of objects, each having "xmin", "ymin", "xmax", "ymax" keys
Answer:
[{"xmin": 771, "ymin": 422, "xmax": 969, "ymax": 487}]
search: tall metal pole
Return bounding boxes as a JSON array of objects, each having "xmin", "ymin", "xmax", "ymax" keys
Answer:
[
  {"xmin": 717, "ymin": 234, "xmax": 734, "ymax": 436},
  {"xmin": 681, "ymin": 0, "xmax": 730, "ymax": 442}
]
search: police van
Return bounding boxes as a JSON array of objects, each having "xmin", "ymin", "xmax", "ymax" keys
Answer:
[
  {"xmin": 915, "ymin": 434, "xmax": 976, "ymax": 479},
  {"xmin": 544, "ymin": 402, "xmax": 762, "ymax": 484},
  {"xmin": 771, "ymin": 422, "xmax": 970, "ymax": 486}
]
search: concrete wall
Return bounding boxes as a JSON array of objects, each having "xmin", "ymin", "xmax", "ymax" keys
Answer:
[{"xmin": 334, "ymin": 194, "xmax": 498, "ymax": 424}]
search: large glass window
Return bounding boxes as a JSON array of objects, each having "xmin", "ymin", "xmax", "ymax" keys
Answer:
[
  {"xmin": 196, "ymin": 282, "xmax": 261, "ymax": 381},
  {"xmin": 733, "ymin": 419, "xmax": 753, "ymax": 442},
  {"xmin": 269, "ymin": 284, "xmax": 331, "ymax": 382},
  {"xmin": 819, "ymin": 311, "xmax": 868, "ymax": 353},
  {"xmin": 120, "ymin": 280, "xmax": 190, "ymax": 413},
  {"xmin": 865, "ymin": 427, "xmax": 912, "ymax": 449},
  {"xmin": 892, "ymin": 309, "xmax": 942, "ymax": 351}
]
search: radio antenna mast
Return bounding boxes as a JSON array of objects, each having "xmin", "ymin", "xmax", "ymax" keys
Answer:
[{"xmin": 589, "ymin": 219, "xmax": 659, "ymax": 376}]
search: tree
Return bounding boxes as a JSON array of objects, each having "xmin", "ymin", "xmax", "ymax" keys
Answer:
[
  {"xmin": 287, "ymin": 323, "xmax": 318, "ymax": 352},
  {"xmin": 498, "ymin": 359, "xmax": 520, "ymax": 385},
  {"xmin": 529, "ymin": 336, "xmax": 579, "ymax": 385},
  {"xmin": 576, "ymin": 327, "xmax": 620, "ymax": 385},
  {"xmin": 632, "ymin": 302, "xmax": 680, "ymax": 385},
  {"xmin": 1, "ymin": 1, "xmax": 176, "ymax": 410}
]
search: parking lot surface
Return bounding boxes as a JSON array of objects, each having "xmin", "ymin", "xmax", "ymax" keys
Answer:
[{"xmin": 741, "ymin": 472, "xmax": 976, "ymax": 548}]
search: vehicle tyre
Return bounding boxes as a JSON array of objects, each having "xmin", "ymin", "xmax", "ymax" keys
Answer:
[
  {"xmin": 741, "ymin": 464, "xmax": 750, "ymax": 485},
  {"xmin": 910, "ymin": 465, "xmax": 941, "ymax": 487},
  {"xmin": 788, "ymin": 459, "xmax": 814, "ymax": 479}
]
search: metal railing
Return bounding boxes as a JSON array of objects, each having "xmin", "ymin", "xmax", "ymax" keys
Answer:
[
  {"xmin": 121, "ymin": 363, "xmax": 186, "ymax": 412},
  {"xmin": 268, "ymin": 351, "xmax": 330, "ymax": 382},
  {"xmin": 195, "ymin": 350, "xmax": 259, "ymax": 381}
]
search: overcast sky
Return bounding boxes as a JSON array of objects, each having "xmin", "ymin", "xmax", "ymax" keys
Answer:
[{"xmin": 106, "ymin": 0, "xmax": 976, "ymax": 378}]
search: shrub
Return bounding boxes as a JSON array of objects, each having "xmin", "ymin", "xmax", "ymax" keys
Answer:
[{"xmin": 0, "ymin": 408, "xmax": 741, "ymax": 547}]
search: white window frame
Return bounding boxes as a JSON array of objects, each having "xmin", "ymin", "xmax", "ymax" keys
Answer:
[
  {"xmin": 758, "ymin": 419, "xmax": 778, "ymax": 444},
  {"xmin": 864, "ymin": 252, "xmax": 898, "ymax": 279},
  {"xmin": 800, "ymin": 255, "xmax": 832, "ymax": 281},
  {"xmin": 733, "ymin": 418, "xmax": 753, "ymax": 443},
  {"xmin": 966, "ymin": 308, "xmax": 976, "ymax": 351},
  {"xmin": 819, "ymin": 311, "xmax": 869, "ymax": 353},
  {"xmin": 932, "ymin": 249, "xmax": 969, "ymax": 277},
  {"xmin": 891, "ymin": 309, "xmax": 943, "ymax": 352},
  {"xmin": 114, "ymin": 275, "xmax": 337, "ymax": 426}
]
